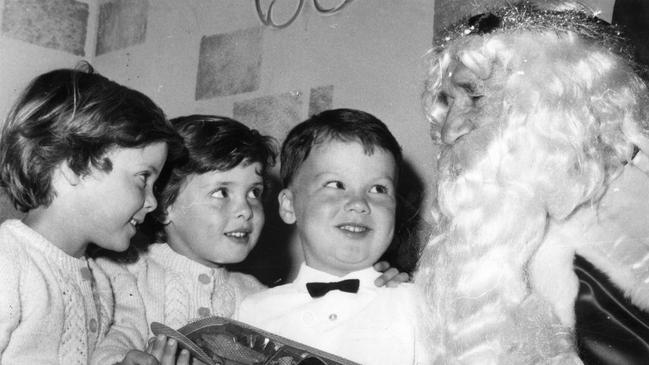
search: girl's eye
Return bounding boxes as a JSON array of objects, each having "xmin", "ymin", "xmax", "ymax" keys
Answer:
[
  {"xmin": 248, "ymin": 187, "xmax": 263, "ymax": 199},
  {"xmin": 324, "ymin": 181, "xmax": 344, "ymax": 189},
  {"xmin": 138, "ymin": 172, "xmax": 151, "ymax": 187},
  {"xmin": 211, "ymin": 188, "xmax": 227, "ymax": 199},
  {"xmin": 369, "ymin": 184, "xmax": 389, "ymax": 194}
]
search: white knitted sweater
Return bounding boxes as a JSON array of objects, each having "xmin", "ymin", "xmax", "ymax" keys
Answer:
[
  {"xmin": 91, "ymin": 243, "xmax": 266, "ymax": 365},
  {"xmin": 0, "ymin": 219, "xmax": 113, "ymax": 365}
]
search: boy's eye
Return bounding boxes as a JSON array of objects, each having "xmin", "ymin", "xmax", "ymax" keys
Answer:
[
  {"xmin": 324, "ymin": 181, "xmax": 344, "ymax": 189},
  {"xmin": 211, "ymin": 188, "xmax": 227, "ymax": 198},
  {"xmin": 369, "ymin": 184, "xmax": 389, "ymax": 194},
  {"xmin": 248, "ymin": 187, "xmax": 263, "ymax": 199}
]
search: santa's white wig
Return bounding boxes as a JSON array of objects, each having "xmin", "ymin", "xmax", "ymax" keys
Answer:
[{"xmin": 416, "ymin": 1, "xmax": 649, "ymax": 363}]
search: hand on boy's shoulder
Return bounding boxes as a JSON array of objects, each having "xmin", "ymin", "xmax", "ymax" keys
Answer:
[{"xmin": 373, "ymin": 261, "xmax": 411, "ymax": 287}]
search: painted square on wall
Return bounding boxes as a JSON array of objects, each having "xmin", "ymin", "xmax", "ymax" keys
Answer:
[
  {"xmin": 1, "ymin": 0, "xmax": 88, "ymax": 56},
  {"xmin": 308, "ymin": 85, "xmax": 334, "ymax": 116},
  {"xmin": 233, "ymin": 91, "xmax": 303, "ymax": 143},
  {"xmin": 96, "ymin": 0, "xmax": 149, "ymax": 56},
  {"xmin": 196, "ymin": 27, "xmax": 263, "ymax": 100}
]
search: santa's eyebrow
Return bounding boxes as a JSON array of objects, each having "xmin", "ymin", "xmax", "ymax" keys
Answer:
[{"xmin": 456, "ymin": 81, "xmax": 483, "ymax": 95}]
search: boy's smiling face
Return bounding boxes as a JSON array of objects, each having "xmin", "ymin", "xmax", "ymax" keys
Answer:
[
  {"xmin": 279, "ymin": 140, "xmax": 397, "ymax": 277},
  {"xmin": 164, "ymin": 162, "xmax": 265, "ymax": 267}
]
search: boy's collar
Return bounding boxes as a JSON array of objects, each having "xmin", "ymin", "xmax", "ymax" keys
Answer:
[{"xmin": 294, "ymin": 262, "xmax": 380, "ymax": 287}]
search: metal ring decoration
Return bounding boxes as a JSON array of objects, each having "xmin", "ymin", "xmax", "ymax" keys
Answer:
[
  {"xmin": 255, "ymin": 0, "xmax": 354, "ymax": 29},
  {"xmin": 255, "ymin": 0, "xmax": 305, "ymax": 29},
  {"xmin": 313, "ymin": 0, "xmax": 353, "ymax": 14}
]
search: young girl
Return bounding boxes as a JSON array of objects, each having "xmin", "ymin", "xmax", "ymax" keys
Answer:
[
  {"xmin": 91, "ymin": 115, "xmax": 276, "ymax": 365},
  {"xmin": 0, "ymin": 64, "xmax": 182, "ymax": 365},
  {"xmin": 92, "ymin": 115, "xmax": 406, "ymax": 365}
]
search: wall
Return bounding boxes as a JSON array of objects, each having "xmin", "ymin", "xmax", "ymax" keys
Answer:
[
  {"xmin": 92, "ymin": 0, "xmax": 438, "ymax": 282},
  {"xmin": 0, "ymin": 0, "xmax": 439, "ymax": 283}
]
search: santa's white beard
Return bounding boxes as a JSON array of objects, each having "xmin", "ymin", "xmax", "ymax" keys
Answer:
[{"xmin": 417, "ymin": 168, "xmax": 581, "ymax": 364}]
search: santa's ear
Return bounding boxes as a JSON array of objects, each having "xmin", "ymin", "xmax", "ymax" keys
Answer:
[{"xmin": 278, "ymin": 189, "xmax": 297, "ymax": 224}]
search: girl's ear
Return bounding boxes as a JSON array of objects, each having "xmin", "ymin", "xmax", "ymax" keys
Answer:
[
  {"xmin": 278, "ymin": 188, "xmax": 297, "ymax": 224},
  {"xmin": 59, "ymin": 160, "xmax": 81, "ymax": 186},
  {"xmin": 161, "ymin": 202, "xmax": 174, "ymax": 225}
]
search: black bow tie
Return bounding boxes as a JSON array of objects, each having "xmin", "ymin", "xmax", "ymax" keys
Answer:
[{"xmin": 306, "ymin": 279, "xmax": 360, "ymax": 298}]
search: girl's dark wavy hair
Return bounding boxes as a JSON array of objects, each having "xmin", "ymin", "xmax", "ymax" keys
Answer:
[{"xmin": 0, "ymin": 62, "xmax": 183, "ymax": 212}]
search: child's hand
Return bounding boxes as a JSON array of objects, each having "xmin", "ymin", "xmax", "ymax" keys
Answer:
[
  {"xmin": 147, "ymin": 334, "xmax": 192, "ymax": 365},
  {"xmin": 373, "ymin": 261, "xmax": 410, "ymax": 287},
  {"xmin": 117, "ymin": 350, "xmax": 160, "ymax": 365}
]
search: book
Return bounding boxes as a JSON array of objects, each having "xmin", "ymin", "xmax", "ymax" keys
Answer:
[{"xmin": 151, "ymin": 316, "xmax": 361, "ymax": 365}]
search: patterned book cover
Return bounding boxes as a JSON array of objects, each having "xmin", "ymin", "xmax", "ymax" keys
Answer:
[{"xmin": 151, "ymin": 316, "xmax": 361, "ymax": 365}]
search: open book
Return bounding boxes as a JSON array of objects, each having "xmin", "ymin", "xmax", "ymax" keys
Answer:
[{"xmin": 151, "ymin": 316, "xmax": 361, "ymax": 365}]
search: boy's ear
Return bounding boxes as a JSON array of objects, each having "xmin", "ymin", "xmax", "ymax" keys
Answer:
[
  {"xmin": 58, "ymin": 160, "xmax": 82, "ymax": 186},
  {"xmin": 278, "ymin": 189, "xmax": 297, "ymax": 224}
]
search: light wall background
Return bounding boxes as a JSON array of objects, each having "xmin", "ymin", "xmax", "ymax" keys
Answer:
[{"xmin": 0, "ymin": 0, "xmax": 619, "ymax": 283}]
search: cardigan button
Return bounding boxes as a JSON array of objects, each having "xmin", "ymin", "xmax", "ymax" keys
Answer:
[
  {"xmin": 198, "ymin": 273, "xmax": 211, "ymax": 284},
  {"xmin": 198, "ymin": 307, "xmax": 211, "ymax": 317},
  {"xmin": 328, "ymin": 313, "xmax": 337, "ymax": 321},
  {"xmin": 89, "ymin": 318, "xmax": 98, "ymax": 332},
  {"xmin": 80, "ymin": 267, "xmax": 92, "ymax": 281}
]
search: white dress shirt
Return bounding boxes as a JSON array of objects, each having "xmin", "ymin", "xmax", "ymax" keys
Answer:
[{"xmin": 237, "ymin": 263, "xmax": 430, "ymax": 365}]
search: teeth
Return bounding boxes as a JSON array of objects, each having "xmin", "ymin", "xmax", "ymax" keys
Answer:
[
  {"xmin": 340, "ymin": 225, "xmax": 367, "ymax": 233},
  {"xmin": 226, "ymin": 232, "xmax": 247, "ymax": 238}
]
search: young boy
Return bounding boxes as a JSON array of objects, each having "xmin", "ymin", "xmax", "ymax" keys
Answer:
[
  {"xmin": 0, "ymin": 64, "xmax": 183, "ymax": 364},
  {"xmin": 236, "ymin": 108, "xmax": 429, "ymax": 365}
]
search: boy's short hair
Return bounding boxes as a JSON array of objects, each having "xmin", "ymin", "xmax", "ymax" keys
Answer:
[
  {"xmin": 151, "ymin": 115, "xmax": 277, "ymax": 236},
  {"xmin": 280, "ymin": 108, "xmax": 402, "ymax": 187},
  {"xmin": 0, "ymin": 63, "xmax": 182, "ymax": 212}
]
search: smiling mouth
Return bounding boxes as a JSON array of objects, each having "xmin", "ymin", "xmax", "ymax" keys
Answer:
[
  {"xmin": 225, "ymin": 231, "xmax": 251, "ymax": 242},
  {"xmin": 337, "ymin": 224, "xmax": 370, "ymax": 233}
]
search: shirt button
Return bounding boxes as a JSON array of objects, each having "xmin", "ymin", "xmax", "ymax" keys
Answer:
[
  {"xmin": 198, "ymin": 273, "xmax": 211, "ymax": 284},
  {"xmin": 89, "ymin": 318, "xmax": 98, "ymax": 332},
  {"xmin": 198, "ymin": 307, "xmax": 211, "ymax": 317},
  {"xmin": 80, "ymin": 267, "xmax": 92, "ymax": 281},
  {"xmin": 329, "ymin": 313, "xmax": 337, "ymax": 321}
]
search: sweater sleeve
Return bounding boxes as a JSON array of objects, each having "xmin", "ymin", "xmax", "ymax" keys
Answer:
[
  {"xmin": 90, "ymin": 258, "xmax": 149, "ymax": 365},
  {"xmin": 0, "ymin": 249, "xmax": 21, "ymax": 358}
]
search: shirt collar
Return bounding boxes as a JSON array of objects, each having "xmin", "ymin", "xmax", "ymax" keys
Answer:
[{"xmin": 293, "ymin": 262, "xmax": 381, "ymax": 288}]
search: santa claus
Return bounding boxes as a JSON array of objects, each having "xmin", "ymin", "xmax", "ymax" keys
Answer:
[{"xmin": 415, "ymin": 1, "xmax": 649, "ymax": 364}]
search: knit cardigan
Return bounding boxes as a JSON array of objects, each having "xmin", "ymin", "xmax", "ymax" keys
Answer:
[
  {"xmin": 0, "ymin": 219, "xmax": 113, "ymax": 365},
  {"xmin": 91, "ymin": 243, "xmax": 266, "ymax": 365}
]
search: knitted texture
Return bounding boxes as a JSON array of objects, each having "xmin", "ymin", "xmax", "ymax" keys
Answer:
[
  {"xmin": 0, "ymin": 220, "xmax": 113, "ymax": 365},
  {"xmin": 91, "ymin": 243, "xmax": 266, "ymax": 365}
]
